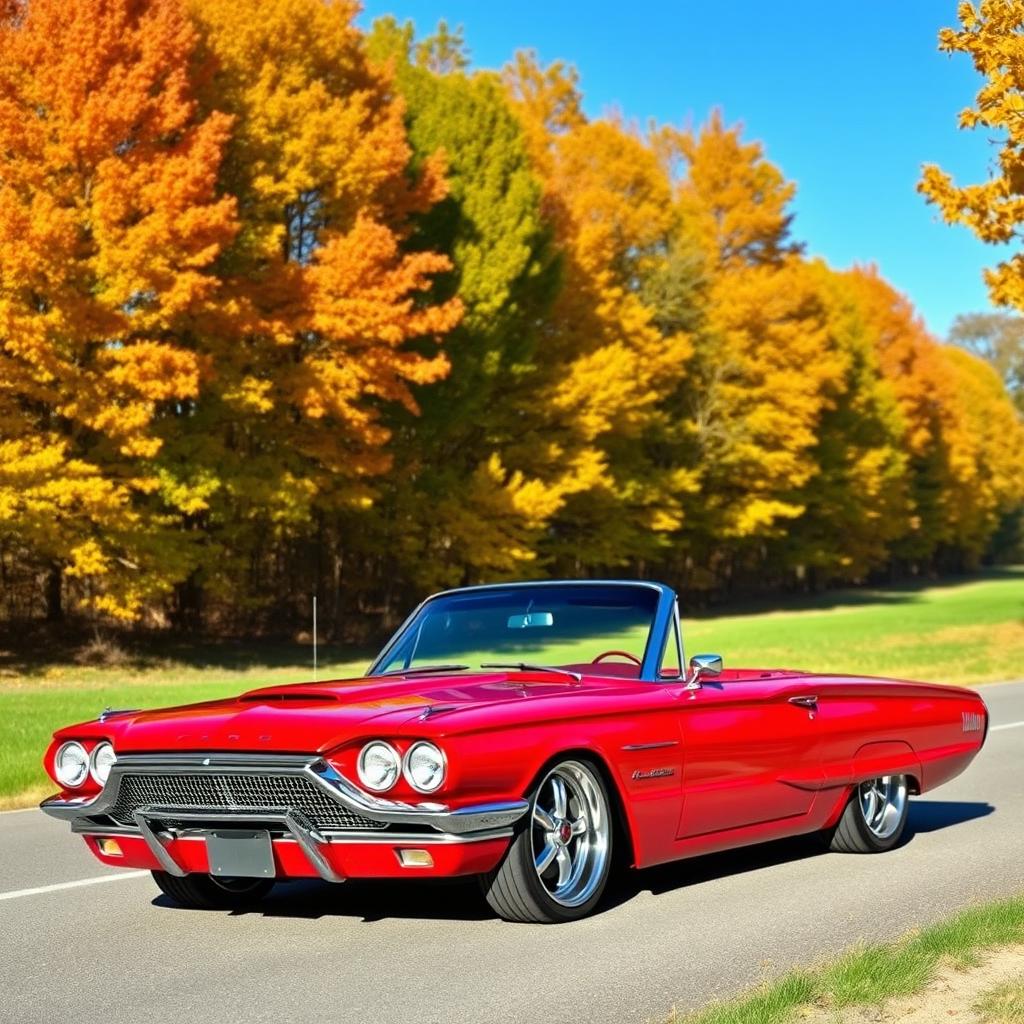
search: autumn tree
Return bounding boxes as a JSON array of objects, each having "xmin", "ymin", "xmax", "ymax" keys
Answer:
[
  {"xmin": 156, "ymin": 0, "xmax": 462, "ymax": 626},
  {"xmin": 940, "ymin": 346, "xmax": 1024, "ymax": 559},
  {"xmin": 655, "ymin": 116, "xmax": 832, "ymax": 584},
  {"xmin": 772, "ymin": 265, "xmax": 908, "ymax": 581},
  {"xmin": 0, "ymin": 0, "xmax": 237, "ymax": 618},
  {"xmin": 919, "ymin": 1, "xmax": 1024, "ymax": 312},
  {"xmin": 847, "ymin": 268, "xmax": 1024, "ymax": 568},
  {"xmin": 355, "ymin": 21, "xmax": 562, "ymax": 604},
  {"xmin": 505, "ymin": 55, "xmax": 697, "ymax": 572}
]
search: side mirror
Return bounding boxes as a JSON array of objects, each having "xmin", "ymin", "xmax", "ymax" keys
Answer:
[{"xmin": 687, "ymin": 653, "xmax": 723, "ymax": 688}]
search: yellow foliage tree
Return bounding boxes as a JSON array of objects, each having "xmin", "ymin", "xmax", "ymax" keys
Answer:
[
  {"xmin": 505, "ymin": 55, "xmax": 697, "ymax": 570},
  {"xmin": 919, "ymin": 0, "xmax": 1024, "ymax": 311}
]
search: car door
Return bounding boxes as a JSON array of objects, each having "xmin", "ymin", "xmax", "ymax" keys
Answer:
[{"xmin": 675, "ymin": 673, "xmax": 824, "ymax": 839}]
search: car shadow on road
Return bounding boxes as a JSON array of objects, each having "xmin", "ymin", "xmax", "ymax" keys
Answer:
[
  {"xmin": 152, "ymin": 876, "xmax": 493, "ymax": 923},
  {"xmin": 903, "ymin": 799, "xmax": 994, "ymax": 836},
  {"xmin": 606, "ymin": 798, "xmax": 996, "ymax": 910},
  {"xmin": 148, "ymin": 800, "xmax": 996, "ymax": 923}
]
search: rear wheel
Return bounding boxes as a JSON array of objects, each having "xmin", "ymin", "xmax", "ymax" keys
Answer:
[
  {"xmin": 480, "ymin": 758, "xmax": 613, "ymax": 923},
  {"xmin": 151, "ymin": 871, "xmax": 274, "ymax": 910},
  {"xmin": 830, "ymin": 774, "xmax": 909, "ymax": 853}
]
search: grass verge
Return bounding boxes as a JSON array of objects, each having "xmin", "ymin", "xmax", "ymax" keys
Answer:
[
  {"xmin": 673, "ymin": 893, "xmax": 1024, "ymax": 1024},
  {"xmin": 977, "ymin": 978, "xmax": 1024, "ymax": 1024}
]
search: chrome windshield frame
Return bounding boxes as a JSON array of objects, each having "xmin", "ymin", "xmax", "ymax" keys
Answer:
[{"xmin": 366, "ymin": 579, "xmax": 679, "ymax": 684}]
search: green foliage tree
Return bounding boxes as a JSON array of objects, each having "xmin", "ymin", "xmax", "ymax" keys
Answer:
[
  {"xmin": 358, "ymin": 21, "xmax": 559, "ymax": 607},
  {"xmin": 950, "ymin": 312, "xmax": 1024, "ymax": 411}
]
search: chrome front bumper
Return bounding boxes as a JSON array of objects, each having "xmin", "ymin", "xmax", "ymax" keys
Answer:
[{"xmin": 40, "ymin": 752, "xmax": 528, "ymax": 882}]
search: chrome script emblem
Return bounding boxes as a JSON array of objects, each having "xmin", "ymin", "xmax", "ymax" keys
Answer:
[{"xmin": 632, "ymin": 767, "xmax": 674, "ymax": 780}]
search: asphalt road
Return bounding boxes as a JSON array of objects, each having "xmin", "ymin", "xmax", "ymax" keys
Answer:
[{"xmin": 2, "ymin": 681, "xmax": 1022, "ymax": 1024}]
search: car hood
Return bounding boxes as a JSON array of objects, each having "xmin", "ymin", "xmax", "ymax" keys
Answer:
[{"xmin": 101, "ymin": 671, "xmax": 633, "ymax": 754}]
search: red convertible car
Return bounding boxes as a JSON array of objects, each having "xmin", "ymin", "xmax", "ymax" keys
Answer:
[{"xmin": 41, "ymin": 580, "xmax": 988, "ymax": 923}]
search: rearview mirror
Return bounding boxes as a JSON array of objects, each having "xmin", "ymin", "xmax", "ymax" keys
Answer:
[
  {"xmin": 687, "ymin": 653, "xmax": 723, "ymax": 687},
  {"xmin": 507, "ymin": 611, "xmax": 554, "ymax": 629}
]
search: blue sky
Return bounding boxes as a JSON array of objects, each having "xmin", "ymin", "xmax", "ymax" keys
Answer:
[{"xmin": 359, "ymin": 1, "xmax": 1005, "ymax": 338}]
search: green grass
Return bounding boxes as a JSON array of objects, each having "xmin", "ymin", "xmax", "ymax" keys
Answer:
[
  {"xmin": 686, "ymin": 567, "xmax": 1024, "ymax": 686},
  {"xmin": 0, "ymin": 644, "xmax": 370, "ymax": 808},
  {"xmin": 672, "ymin": 893, "xmax": 1024, "ymax": 1024},
  {"xmin": 1, "ymin": 568, "xmax": 1021, "ymax": 806}
]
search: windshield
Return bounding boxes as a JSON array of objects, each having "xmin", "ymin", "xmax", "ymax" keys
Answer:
[{"xmin": 374, "ymin": 584, "xmax": 659, "ymax": 678}]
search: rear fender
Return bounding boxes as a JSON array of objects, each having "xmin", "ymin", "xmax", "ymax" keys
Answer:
[
  {"xmin": 852, "ymin": 740, "xmax": 922, "ymax": 793},
  {"xmin": 820, "ymin": 741, "xmax": 922, "ymax": 829}
]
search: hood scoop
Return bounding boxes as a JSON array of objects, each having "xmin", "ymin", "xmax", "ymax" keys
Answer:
[{"xmin": 239, "ymin": 688, "xmax": 341, "ymax": 704}]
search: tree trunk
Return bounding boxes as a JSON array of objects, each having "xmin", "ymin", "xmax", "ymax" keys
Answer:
[
  {"xmin": 45, "ymin": 563, "xmax": 63, "ymax": 622},
  {"xmin": 173, "ymin": 569, "xmax": 203, "ymax": 633}
]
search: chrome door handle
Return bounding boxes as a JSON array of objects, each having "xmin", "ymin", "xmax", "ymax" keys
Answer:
[{"xmin": 788, "ymin": 695, "xmax": 818, "ymax": 710}]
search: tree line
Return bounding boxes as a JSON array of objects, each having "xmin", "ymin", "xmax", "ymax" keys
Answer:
[{"xmin": 0, "ymin": 0, "xmax": 1021, "ymax": 638}]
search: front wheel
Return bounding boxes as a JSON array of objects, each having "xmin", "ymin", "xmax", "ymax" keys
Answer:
[
  {"xmin": 480, "ymin": 758, "xmax": 613, "ymax": 923},
  {"xmin": 152, "ymin": 871, "xmax": 275, "ymax": 910},
  {"xmin": 830, "ymin": 774, "xmax": 909, "ymax": 853}
]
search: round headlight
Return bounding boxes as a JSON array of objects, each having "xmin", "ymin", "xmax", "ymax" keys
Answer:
[
  {"xmin": 357, "ymin": 741, "xmax": 400, "ymax": 792},
  {"xmin": 403, "ymin": 741, "xmax": 446, "ymax": 794},
  {"xmin": 54, "ymin": 741, "xmax": 89, "ymax": 788},
  {"xmin": 90, "ymin": 742, "xmax": 116, "ymax": 786}
]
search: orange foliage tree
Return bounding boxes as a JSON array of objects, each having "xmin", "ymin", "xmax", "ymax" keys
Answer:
[{"xmin": 0, "ymin": 0, "xmax": 237, "ymax": 618}]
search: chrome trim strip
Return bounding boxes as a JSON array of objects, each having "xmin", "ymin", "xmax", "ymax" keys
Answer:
[
  {"xmin": 71, "ymin": 822, "xmax": 135, "ymax": 837},
  {"xmin": 621, "ymin": 740, "xmax": 679, "ymax": 751},
  {"xmin": 98, "ymin": 707, "xmax": 139, "ymax": 723},
  {"xmin": 73, "ymin": 821, "xmax": 513, "ymax": 845},
  {"xmin": 41, "ymin": 753, "xmax": 530, "ymax": 837}
]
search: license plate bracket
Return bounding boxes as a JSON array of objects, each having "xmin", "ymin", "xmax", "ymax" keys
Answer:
[{"xmin": 204, "ymin": 829, "xmax": 276, "ymax": 878}]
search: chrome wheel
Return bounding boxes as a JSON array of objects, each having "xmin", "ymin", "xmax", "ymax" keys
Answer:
[
  {"xmin": 858, "ymin": 775, "xmax": 907, "ymax": 840},
  {"xmin": 530, "ymin": 760, "xmax": 610, "ymax": 908}
]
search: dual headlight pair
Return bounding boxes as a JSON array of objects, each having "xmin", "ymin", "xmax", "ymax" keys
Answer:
[
  {"xmin": 357, "ymin": 740, "xmax": 445, "ymax": 794},
  {"xmin": 54, "ymin": 741, "xmax": 115, "ymax": 789}
]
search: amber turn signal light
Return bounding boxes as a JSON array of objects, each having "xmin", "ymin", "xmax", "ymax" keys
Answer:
[
  {"xmin": 396, "ymin": 848, "xmax": 433, "ymax": 868},
  {"xmin": 96, "ymin": 837, "xmax": 123, "ymax": 857}
]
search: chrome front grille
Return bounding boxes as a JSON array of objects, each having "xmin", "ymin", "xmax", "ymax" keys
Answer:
[{"xmin": 109, "ymin": 772, "xmax": 389, "ymax": 832}]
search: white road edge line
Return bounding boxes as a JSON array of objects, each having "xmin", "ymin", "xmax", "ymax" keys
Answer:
[
  {"xmin": 990, "ymin": 720, "xmax": 1024, "ymax": 733},
  {"xmin": 0, "ymin": 871, "xmax": 147, "ymax": 902}
]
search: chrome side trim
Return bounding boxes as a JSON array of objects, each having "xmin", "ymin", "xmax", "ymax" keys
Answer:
[
  {"xmin": 621, "ymin": 740, "xmax": 679, "ymax": 751},
  {"xmin": 73, "ymin": 821, "xmax": 513, "ymax": 845},
  {"xmin": 41, "ymin": 752, "xmax": 530, "ymax": 838},
  {"xmin": 311, "ymin": 828, "xmax": 512, "ymax": 845}
]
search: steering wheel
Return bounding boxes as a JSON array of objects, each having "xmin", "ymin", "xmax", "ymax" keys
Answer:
[{"xmin": 591, "ymin": 650, "xmax": 642, "ymax": 666}]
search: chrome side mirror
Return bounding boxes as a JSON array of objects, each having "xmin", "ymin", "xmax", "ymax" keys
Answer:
[{"xmin": 687, "ymin": 653, "xmax": 723, "ymax": 688}]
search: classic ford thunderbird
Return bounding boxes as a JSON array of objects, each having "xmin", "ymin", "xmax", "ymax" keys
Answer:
[{"xmin": 41, "ymin": 580, "xmax": 988, "ymax": 922}]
